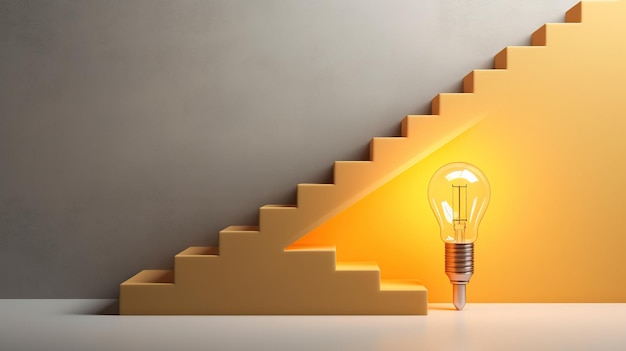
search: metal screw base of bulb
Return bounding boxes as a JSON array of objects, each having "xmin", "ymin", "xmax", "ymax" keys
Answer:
[{"xmin": 445, "ymin": 243, "xmax": 474, "ymax": 310}]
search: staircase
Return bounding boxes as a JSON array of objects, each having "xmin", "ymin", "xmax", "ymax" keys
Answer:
[{"xmin": 120, "ymin": 0, "xmax": 609, "ymax": 314}]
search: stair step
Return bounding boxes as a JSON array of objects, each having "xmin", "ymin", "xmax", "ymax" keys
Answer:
[
  {"xmin": 218, "ymin": 225, "xmax": 263, "ymax": 257},
  {"xmin": 494, "ymin": 46, "xmax": 545, "ymax": 70},
  {"xmin": 121, "ymin": 269, "xmax": 174, "ymax": 285},
  {"xmin": 258, "ymin": 204, "xmax": 299, "ymax": 245},
  {"xmin": 533, "ymin": 23, "xmax": 584, "ymax": 48},
  {"xmin": 531, "ymin": 24, "xmax": 548, "ymax": 46},
  {"xmin": 284, "ymin": 244, "xmax": 336, "ymax": 252},
  {"xmin": 565, "ymin": 1, "xmax": 615, "ymax": 24},
  {"xmin": 380, "ymin": 279, "xmax": 427, "ymax": 292},
  {"xmin": 400, "ymin": 114, "xmax": 430, "ymax": 138},
  {"xmin": 262, "ymin": 204, "xmax": 297, "ymax": 207},
  {"xmin": 220, "ymin": 225, "xmax": 260, "ymax": 233},
  {"xmin": 333, "ymin": 160, "xmax": 373, "ymax": 186},
  {"xmin": 174, "ymin": 247, "xmax": 220, "ymax": 285},
  {"xmin": 370, "ymin": 137, "xmax": 409, "ymax": 163},
  {"xmin": 494, "ymin": 47, "xmax": 508, "ymax": 69},
  {"xmin": 566, "ymin": 2, "xmax": 583, "ymax": 23},
  {"xmin": 335, "ymin": 261, "xmax": 379, "ymax": 271},
  {"xmin": 431, "ymin": 93, "xmax": 476, "ymax": 117},
  {"xmin": 259, "ymin": 204, "xmax": 298, "ymax": 219},
  {"xmin": 296, "ymin": 183, "xmax": 336, "ymax": 210},
  {"xmin": 259, "ymin": 204, "xmax": 298, "ymax": 228},
  {"xmin": 463, "ymin": 69, "xmax": 508, "ymax": 94},
  {"xmin": 176, "ymin": 246, "xmax": 219, "ymax": 257},
  {"xmin": 334, "ymin": 262, "xmax": 381, "ymax": 291},
  {"xmin": 283, "ymin": 245, "xmax": 337, "ymax": 272}
]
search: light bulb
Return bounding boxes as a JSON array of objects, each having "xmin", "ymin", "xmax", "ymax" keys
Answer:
[{"xmin": 427, "ymin": 162, "xmax": 490, "ymax": 310}]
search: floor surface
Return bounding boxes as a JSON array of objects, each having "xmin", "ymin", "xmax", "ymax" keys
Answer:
[{"xmin": 1, "ymin": 300, "xmax": 625, "ymax": 351}]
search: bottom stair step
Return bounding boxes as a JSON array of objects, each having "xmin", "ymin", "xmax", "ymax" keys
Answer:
[
  {"xmin": 120, "ymin": 262, "xmax": 427, "ymax": 314},
  {"xmin": 121, "ymin": 270, "xmax": 174, "ymax": 285},
  {"xmin": 120, "ymin": 271, "xmax": 428, "ymax": 315}
]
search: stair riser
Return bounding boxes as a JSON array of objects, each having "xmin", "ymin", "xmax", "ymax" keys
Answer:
[{"xmin": 333, "ymin": 161, "xmax": 373, "ymax": 187}]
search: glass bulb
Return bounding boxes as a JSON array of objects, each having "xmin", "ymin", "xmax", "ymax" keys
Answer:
[{"xmin": 427, "ymin": 162, "xmax": 491, "ymax": 310}]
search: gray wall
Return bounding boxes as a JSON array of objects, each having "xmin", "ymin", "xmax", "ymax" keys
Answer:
[{"xmin": 0, "ymin": 0, "xmax": 577, "ymax": 298}]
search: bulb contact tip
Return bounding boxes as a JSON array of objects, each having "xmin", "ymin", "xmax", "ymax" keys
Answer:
[{"xmin": 453, "ymin": 284, "xmax": 466, "ymax": 311}]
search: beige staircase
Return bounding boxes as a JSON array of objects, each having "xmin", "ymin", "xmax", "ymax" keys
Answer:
[
  {"xmin": 120, "ymin": 0, "xmax": 606, "ymax": 314},
  {"xmin": 121, "ymin": 226, "xmax": 426, "ymax": 314}
]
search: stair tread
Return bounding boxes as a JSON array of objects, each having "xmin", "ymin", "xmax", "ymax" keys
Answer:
[
  {"xmin": 335, "ymin": 261, "xmax": 379, "ymax": 271},
  {"xmin": 176, "ymin": 246, "xmax": 219, "ymax": 256},
  {"xmin": 284, "ymin": 244, "xmax": 336, "ymax": 252},
  {"xmin": 221, "ymin": 225, "xmax": 259, "ymax": 232},
  {"xmin": 380, "ymin": 279, "xmax": 426, "ymax": 291},
  {"xmin": 121, "ymin": 269, "xmax": 174, "ymax": 285}
]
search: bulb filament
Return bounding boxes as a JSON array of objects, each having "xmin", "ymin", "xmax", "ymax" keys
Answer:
[{"xmin": 452, "ymin": 184, "xmax": 468, "ymax": 242}]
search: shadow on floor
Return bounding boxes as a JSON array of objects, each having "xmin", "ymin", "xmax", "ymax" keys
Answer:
[{"xmin": 96, "ymin": 300, "xmax": 119, "ymax": 315}]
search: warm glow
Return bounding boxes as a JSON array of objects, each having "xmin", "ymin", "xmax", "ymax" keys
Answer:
[
  {"xmin": 428, "ymin": 162, "xmax": 490, "ymax": 244},
  {"xmin": 290, "ymin": 1, "xmax": 626, "ymax": 303}
]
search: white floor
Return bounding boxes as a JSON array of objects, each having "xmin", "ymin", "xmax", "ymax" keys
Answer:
[{"xmin": 1, "ymin": 300, "xmax": 625, "ymax": 351}]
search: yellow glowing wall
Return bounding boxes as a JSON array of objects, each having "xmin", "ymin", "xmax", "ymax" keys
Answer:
[{"xmin": 293, "ymin": 1, "xmax": 626, "ymax": 302}]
